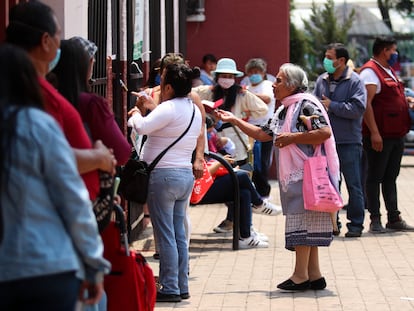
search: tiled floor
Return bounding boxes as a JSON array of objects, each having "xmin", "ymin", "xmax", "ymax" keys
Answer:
[{"xmin": 132, "ymin": 155, "xmax": 414, "ymax": 311}]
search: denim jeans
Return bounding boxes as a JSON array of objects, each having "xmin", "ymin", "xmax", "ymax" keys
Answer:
[
  {"xmin": 363, "ymin": 137, "xmax": 404, "ymax": 222},
  {"xmin": 0, "ymin": 271, "xmax": 80, "ymax": 311},
  {"xmin": 147, "ymin": 168, "xmax": 194, "ymax": 295},
  {"xmin": 336, "ymin": 144, "xmax": 365, "ymax": 232},
  {"xmin": 252, "ymin": 140, "xmax": 273, "ymax": 197},
  {"xmin": 199, "ymin": 170, "xmax": 262, "ymax": 238}
]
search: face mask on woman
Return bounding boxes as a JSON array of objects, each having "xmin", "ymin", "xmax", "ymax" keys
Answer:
[
  {"xmin": 48, "ymin": 48, "xmax": 61, "ymax": 72},
  {"xmin": 249, "ymin": 74, "xmax": 263, "ymax": 85},
  {"xmin": 217, "ymin": 77, "xmax": 235, "ymax": 89}
]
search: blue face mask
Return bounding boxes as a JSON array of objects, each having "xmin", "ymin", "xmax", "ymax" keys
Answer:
[
  {"xmin": 249, "ymin": 74, "xmax": 263, "ymax": 85},
  {"xmin": 323, "ymin": 57, "xmax": 336, "ymax": 74},
  {"xmin": 48, "ymin": 48, "xmax": 61, "ymax": 72},
  {"xmin": 387, "ymin": 53, "xmax": 398, "ymax": 67},
  {"xmin": 154, "ymin": 73, "xmax": 161, "ymax": 86}
]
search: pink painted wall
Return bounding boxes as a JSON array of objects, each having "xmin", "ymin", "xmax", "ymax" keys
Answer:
[{"xmin": 186, "ymin": 1, "xmax": 290, "ymax": 77}]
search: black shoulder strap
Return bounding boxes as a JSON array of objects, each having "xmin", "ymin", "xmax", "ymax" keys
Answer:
[{"xmin": 148, "ymin": 104, "xmax": 196, "ymax": 171}]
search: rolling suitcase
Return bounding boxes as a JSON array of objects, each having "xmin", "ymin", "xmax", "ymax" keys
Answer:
[{"xmin": 101, "ymin": 205, "xmax": 156, "ymax": 311}]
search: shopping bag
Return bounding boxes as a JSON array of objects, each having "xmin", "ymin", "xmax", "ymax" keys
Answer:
[
  {"xmin": 190, "ymin": 160, "xmax": 214, "ymax": 204},
  {"xmin": 303, "ymin": 145, "xmax": 343, "ymax": 213}
]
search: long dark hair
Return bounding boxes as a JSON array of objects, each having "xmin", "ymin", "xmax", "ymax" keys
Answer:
[
  {"xmin": 212, "ymin": 82, "xmax": 242, "ymax": 111},
  {"xmin": 47, "ymin": 39, "xmax": 91, "ymax": 109},
  {"xmin": 6, "ymin": 1, "xmax": 57, "ymax": 50},
  {"xmin": 0, "ymin": 43, "xmax": 44, "ymax": 243}
]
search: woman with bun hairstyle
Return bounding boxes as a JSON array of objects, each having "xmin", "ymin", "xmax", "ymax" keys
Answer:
[{"xmin": 128, "ymin": 63, "xmax": 203, "ymax": 303}]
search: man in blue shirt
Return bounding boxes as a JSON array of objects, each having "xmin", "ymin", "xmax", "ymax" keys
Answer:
[{"xmin": 314, "ymin": 43, "xmax": 367, "ymax": 237}]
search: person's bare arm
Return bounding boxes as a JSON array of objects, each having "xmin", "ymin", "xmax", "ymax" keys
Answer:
[
  {"xmin": 275, "ymin": 126, "xmax": 331, "ymax": 148},
  {"xmin": 206, "ymin": 155, "xmax": 235, "ymax": 175},
  {"xmin": 217, "ymin": 109, "xmax": 272, "ymax": 142},
  {"xmin": 191, "ymin": 91, "xmax": 206, "ymax": 179},
  {"xmin": 74, "ymin": 140, "xmax": 116, "ymax": 175},
  {"xmin": 363, "ymin": 84, "xmax": 382, "ymax": 152}
]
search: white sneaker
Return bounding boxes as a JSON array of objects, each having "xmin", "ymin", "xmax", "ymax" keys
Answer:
[
  {"xmin": 238, "ymin": 236, "xmax": 269, "ymax": 249},
  {"xmin": 250, "ymin": 226, "xmax": 269, "ymax": 242},
  {"xmin": 253, "ymin": 199, "xmax": 282, "ymax": 216}
]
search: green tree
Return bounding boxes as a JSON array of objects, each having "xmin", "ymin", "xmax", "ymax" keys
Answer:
[
  {"xmin": 377, "ymin": 0, "xmax": 414, "ymax": 31},
  {"xmin": 395, "ymin": 0, "xmax": 414, "ymax": 16},
  {"xmin": 290, "ymin": 0, "xmax": 308, "ymax": 67},
  {"xmin": 302, "ymin": 0, "xmax": 355, "ymax": 80}
]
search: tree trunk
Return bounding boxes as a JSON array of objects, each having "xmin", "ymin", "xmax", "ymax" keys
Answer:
[{"xmin": 377, "ymin": 0, "xmax": 393, "ymax": 31}]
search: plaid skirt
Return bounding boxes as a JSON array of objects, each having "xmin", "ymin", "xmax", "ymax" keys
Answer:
[{"xmin": 285, "ymin": 210, "xmax": 333, "ymax": 251}]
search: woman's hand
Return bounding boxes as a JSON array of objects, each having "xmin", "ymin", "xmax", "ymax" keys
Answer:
[
  {"xmin": 216, "ymin": 109, "xmax": 237, "ymax": 123},
  {"xmin": 275, "ymin": 133, "xmax": 293, "ymax": 148},
  {"xmin": 128, "ymin": 106, "xmax": 141, "ymax": 117},
  {"xmin": 131, "ymin": 91, "xmax": 157, "ymax": 112},
  {"xmin": 222, "ymin": 154, "xmax": 235, "ymax": 165},
  {"xmin": 78, "ymin": 281, "xmax": 104, "ymax": 305},
  {"xmin": 94, "ymin": 140, "xmax": 117, "ymax": 175},
  {"xmin": 192, "ymin": 157, "xmax": 204, "ymax": 179}
]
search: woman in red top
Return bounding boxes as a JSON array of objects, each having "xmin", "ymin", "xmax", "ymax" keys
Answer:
[{"xmin": 48, "ymin": 37, "xmax": 131, "ymax": 165}]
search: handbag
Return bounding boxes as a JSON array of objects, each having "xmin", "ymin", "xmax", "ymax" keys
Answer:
[
  {"xmin": 82, "ymin": 121, "xmax": 114, "ymax": 232},
  {"xmin": 119, "ymin": 105, "xmax": 195, "ymax": 203},
  {"xmin": 190, "ymin": 160, "xmax": 214, "ymax": 204},
  {"xmin": 93, "ymin": 171, "xmax": 114, "ymax": 232},
  {"xmin": 302, "ymin": 145, "xmax": 343, "ymax": 213}
]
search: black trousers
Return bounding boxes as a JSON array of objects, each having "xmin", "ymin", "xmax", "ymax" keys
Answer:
[{"xmin": 363, "ymin": 137, "xmax": 404, "ymax": 222}]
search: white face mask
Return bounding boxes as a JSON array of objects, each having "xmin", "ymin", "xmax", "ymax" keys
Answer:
[{"xmin": 217, "ymin": 77, "xmax": 235, "ymax": 89}]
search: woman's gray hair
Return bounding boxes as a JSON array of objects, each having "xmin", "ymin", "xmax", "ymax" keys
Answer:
[
  {"xmin": 279, "ymin": 63, "xmax": 308, "ymax": 92},
  {"xmin": 245, "ymin": 58, "xmax": 267, "ymax": 72}
]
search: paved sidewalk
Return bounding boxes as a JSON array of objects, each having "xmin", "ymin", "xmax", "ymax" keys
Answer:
[{"xmin": 132, "ymin": 156, "xmax": 414, "ymax": 311}]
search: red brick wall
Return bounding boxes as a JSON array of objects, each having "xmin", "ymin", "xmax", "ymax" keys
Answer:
[{"xmin": 186, "ymin": 1, "xmax": 290, "ymax": 77}]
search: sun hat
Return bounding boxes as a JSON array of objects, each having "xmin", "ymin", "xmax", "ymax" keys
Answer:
[
  {"xmin": 212, "ymin": 58, "xmax": 244, "ymax": 77},
  {"xmin": 69, "ymin": 36, "xmax": 98, "ymax": 59}
]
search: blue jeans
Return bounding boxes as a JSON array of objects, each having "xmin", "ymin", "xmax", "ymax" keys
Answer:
[
  {"xmin": 199, "ymin": 170, "xmax": 262, "ymax": 238},
  {"xmin": 252, "ymin": 140, "xmax": 273, "ymax": 197},
  {"xmin": 363, "ymin": 137, "xmax": 404, "ymax": 222},
  {"xmin": 0, "ymin": 271, "xmax": 80, "ymax": 311},
  {"xmin": 336, "ymin": 144, "xmax": 365, "ymax": 232},
  {"xmin": 147, "ymin": 168, "xmax": 194, "ymax": 295}
]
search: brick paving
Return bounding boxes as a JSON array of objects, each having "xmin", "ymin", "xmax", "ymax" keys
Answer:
[{"xmin": 132, "ymin": 156, "xmax": 414, "ymax": 311}]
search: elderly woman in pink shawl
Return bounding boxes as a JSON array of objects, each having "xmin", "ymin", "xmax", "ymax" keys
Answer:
[{"xmin": 217, "ymin": 63, "xmax": 340, "ymax": 291}]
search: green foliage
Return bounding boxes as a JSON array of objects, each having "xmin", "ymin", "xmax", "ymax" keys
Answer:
[
  {"xmin": 396, "ymin": 0, "xmax": 414, "ymax": 16},
  {"xmin": 290, "ymin": 18, "xmax": 308, "ymax": 67},
  {"xmin": 301, "ymin": 0, "xmax": 355, "ymax": 80},
  {"xmin": 377, "ymin": 0, "xmax": 413, "ymax": 30},
  {"xmin": 289, "ymin": 0, "xmax": 308, "ymax": 69}
]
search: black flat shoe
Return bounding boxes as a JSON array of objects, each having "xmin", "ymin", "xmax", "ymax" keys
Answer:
[
  {"xmin": 309, "ymin": 277, "xmax": 326, "ymax": 290},
  {"xmin": 277, "ymin": 279, "xmax": 310, "ymax": 291},
  {"xmin": 156, "ymin": 292, "xmax": 182, "ymax": 302}
]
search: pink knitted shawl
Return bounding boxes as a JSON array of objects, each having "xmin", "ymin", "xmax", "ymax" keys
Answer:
[{"xmin": 277, "ymin": 93, "xmax": 340, "ymax": 192}]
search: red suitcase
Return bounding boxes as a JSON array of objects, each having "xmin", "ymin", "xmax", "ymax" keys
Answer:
[{"xmin": 101, "ymin": 205, "xmax": 156, "ymax": 311}]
